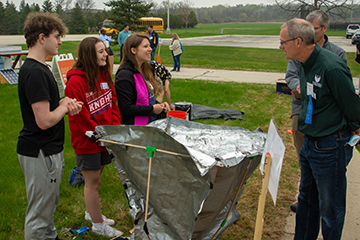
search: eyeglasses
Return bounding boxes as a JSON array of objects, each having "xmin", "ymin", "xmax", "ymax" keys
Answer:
[
  {"xmin": 280, "ymin": 37, "xmax": 301, "ymax": 46},
  {"xmin": 313, "ymin": 26, "xmax": 323, "ymax": 31}
]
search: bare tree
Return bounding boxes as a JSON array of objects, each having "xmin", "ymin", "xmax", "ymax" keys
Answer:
[
  {"xmin": 275, "ymin": 0, "xmax": 355, "ymax": 21},
  {"xmin": 177, "ymin": 0, "xmax": 195, "ymax": 33},
  {"xmin": 75, "ymin": 0, "xmax": 95, "ymax": 14},
  {"xmin": 54, "ymin": 0, "xmax": 72, "ymax": 22},
  {"xmin": 54, "ymin": 0, "xmax": 72, "ymax": 11}
]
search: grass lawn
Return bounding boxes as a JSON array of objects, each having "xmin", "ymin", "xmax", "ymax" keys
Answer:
[
  {"xmin": 0, "ymin": 79, "xmax": 298, "ymax": 239},
  {"xmin": 157, "ymin": 22, "xmax": 345, "ymax": 38}
]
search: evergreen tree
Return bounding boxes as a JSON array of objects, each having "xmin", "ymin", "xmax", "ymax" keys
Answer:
[
  {"xmin": 0, "ymin": 1, "xmax": 5, "ymax": 34},
  {"xmin": 93, "ymin": 10, "xmax": 107, "ymax": 26},
  {"xmin": 42, "ymin": 0, "xmax": 54, "ymax": 12},
  {"xmin": 105, "ymin": 0, "xmax": 153, "ymax": 32},
  {"xmin": 93, "ymin": 10, "xmax": 107, "ymax": 32},
  {"xmin": 85, "ymin": 11, "xmax": 99, "ymax": 32},
  {"xmin": 18, "ymin": 0, "xmax": 31, "ymax": 34},
  {"xmin": 3, "ymin": 0, "xmax": 19, "ymax": 35},
  {"xmin": 55, "ymin": 4, "xmax": 63, "ymax": 17},
  {"xmin": 30, "ymin": 3, "xmax": 41, "ymax": 12},
  {"xmin": 53, "ymin": 0, "xmax": 73, "ymax": 23},
  {"xmin": 188, "ymin": 10, "xmax": 197, "ymax": 28},
  {"xmin": 68, "ymin": 3, "xmax": 88, "ymax": 34}
]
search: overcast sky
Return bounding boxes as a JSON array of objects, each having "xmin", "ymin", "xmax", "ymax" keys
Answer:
[{"xmin": 10, "ymin": 0, "xmax": 273, "ymax": 10}]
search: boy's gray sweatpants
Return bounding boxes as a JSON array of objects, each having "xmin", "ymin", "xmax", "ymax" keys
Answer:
[{"xmin": 19, "ymin": 150, "xmax": 64, "ymax": 240}]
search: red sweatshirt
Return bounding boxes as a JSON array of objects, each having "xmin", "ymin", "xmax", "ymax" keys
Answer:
[{"xmin": 65, "ymin": 69, "xmax": 121, "ymax": 155}]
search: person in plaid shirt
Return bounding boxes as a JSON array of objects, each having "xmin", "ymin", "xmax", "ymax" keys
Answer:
[{"xmin": 150, "ymin": 60, "xmax": 173, "ymax": 110}]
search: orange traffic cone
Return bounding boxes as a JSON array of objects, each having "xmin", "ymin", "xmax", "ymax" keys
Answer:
[
  {"xmin": 46, "ymin": 55, "xmax": 50, "ymax": 60},
  {"xmin": 157, "ymin": 55, "xmax": 161, "ymax": 64}
]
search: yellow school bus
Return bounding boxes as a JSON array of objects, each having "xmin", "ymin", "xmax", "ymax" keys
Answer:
[
  {"xmin": 100, "ymin": 19, "xmax": 120, "ymax": 36},
  {"xmin": 139, "ymin": 17, "xmax": 164, "ymax": 33}
]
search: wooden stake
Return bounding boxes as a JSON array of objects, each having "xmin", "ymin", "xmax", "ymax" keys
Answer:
[
  {"xmin": 254, "ymin": 154, "xmax": 272, "ymax": 240},
  {"xmin": 145, "ymin": 156, "xmax": 153, "ymax": 224},
  {"xmin": 98, "ymin": 138, "xmax": 187, "ymax": 157}
]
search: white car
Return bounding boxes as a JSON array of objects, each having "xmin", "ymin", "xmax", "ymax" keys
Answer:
[{"xmin": 346, "ymin": 24, "xmax": 360, "ymax": 39}]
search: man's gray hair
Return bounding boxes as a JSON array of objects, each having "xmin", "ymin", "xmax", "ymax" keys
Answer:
[
  {"xmin": 281, "ymin": 18, "xmax": 315, "ymax": 45},
  {"xmin": 306, "ymin": 10, "xmax": 329, "ymax": 27}
]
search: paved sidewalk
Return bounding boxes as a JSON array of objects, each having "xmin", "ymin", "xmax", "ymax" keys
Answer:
[
  {"xmin": 113, "ymin": 65, "xmax": 359, "ymax": 90},
  {"xmin": 113, "ymin": 65, "xmax": 360, "ymax": 239},
  {"xmin": 113, "ymin": 64, "xmax": 286, "ymax": 84}
]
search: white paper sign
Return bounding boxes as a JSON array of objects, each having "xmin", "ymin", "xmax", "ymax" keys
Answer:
[
  {"xmin": 260, "ymin": 119, "xmax": 286, "ymax": 205},
  {"xmin": 159, "ymin": 38, "xmax": 163, "ymax": 44}
]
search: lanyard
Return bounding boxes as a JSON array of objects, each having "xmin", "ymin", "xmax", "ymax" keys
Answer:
[{"xmin": 305, "ymin": 94, "xmax": 313, "ymax": 124}]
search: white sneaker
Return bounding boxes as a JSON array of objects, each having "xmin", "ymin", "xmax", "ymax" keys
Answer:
[
  {"xmin": 85, "ymin": 211, "xmax": 115, "ymax": 226},
  {"xmin": 92, "ymin": 222, "xmax": 123, "ymax": 238}
]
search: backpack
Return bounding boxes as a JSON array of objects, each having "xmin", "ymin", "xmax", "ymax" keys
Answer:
[{"xmin": 180, "ymin": 42, "xmax": 184, "ymax": 52}]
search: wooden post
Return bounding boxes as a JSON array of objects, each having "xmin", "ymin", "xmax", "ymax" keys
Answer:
[
  {"xmin": 145, "ymin": 155, "xmax": 153, "ymax": 224},
  {"xmin": 254, "ymin": 154, "xmax": 272, "ymax": 240}
]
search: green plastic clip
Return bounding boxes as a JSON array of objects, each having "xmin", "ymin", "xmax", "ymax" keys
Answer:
[
  {"xmin": 221, "ymin": 219, "xmax": 227, "ymax": 227},
  {"xmin": 146, "ymin": 146, "xmax": 157, "ymax": 157}
]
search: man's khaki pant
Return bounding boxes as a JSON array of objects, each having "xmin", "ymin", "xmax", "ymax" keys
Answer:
[{"xmin": 292, "ymin": 114, "xmax": 304, "ymax": 161}]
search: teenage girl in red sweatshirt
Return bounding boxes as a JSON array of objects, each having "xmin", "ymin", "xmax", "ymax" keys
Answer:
[{"xmin": 65, "ymin": 37, "xmax": 122, "ymax": 238}]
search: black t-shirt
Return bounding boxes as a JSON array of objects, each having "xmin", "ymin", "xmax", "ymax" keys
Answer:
[{"xmin": 17, "ymin": 58, "xmax": 64, "ymax": 157}]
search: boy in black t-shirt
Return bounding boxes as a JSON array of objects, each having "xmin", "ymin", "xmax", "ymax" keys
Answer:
[{"xmin": 17, "ymin": 12, "xmax": 82, "ymax": 240}]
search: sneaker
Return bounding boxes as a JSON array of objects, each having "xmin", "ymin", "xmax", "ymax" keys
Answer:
[
  {"xmin": 290, "ymin": 202, "xmax": 297, "ymax": 213},
  {"xmin": 85, "ymin": 211, "xmax": 115, "ymax": 226},
  {"xmin": 92, "ymin": 222, "xmax": 123, "ymax": 238}
]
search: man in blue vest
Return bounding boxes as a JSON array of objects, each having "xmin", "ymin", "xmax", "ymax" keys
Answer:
[{"xmin": 146, "ymin": 25, "xmax": 158, "ymax": 61}]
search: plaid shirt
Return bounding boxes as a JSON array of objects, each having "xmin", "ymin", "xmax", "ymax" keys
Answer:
[{"xmin": 149, "ymin": 60, "xmax": 171, "ymax": 85}]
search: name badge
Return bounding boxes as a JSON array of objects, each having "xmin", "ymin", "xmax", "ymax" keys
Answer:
[
  {"xmin": 101, "ymin": 82, "xmax": 109, "ymax": 90},
  {"xmin": 307, "ymin": 82, "xmax": 313, "ymax": 95},
  {"xmin": 307, "ymin": 82, "xmax": 316, "ymax": 99}
]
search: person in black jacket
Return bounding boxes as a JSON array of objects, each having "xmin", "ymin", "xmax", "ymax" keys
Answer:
[{"xmin": 115, "ymin": 33, "xmax": 170, "ymax": 125}]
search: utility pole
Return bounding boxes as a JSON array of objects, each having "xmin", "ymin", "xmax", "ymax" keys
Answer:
[
  {"xmin": 351, "ymin": 0, "xmax": 353, "ymax": 23},
  {"xmin": 166, "ymin": 0, "xmax": 171, "ymax": 34}
]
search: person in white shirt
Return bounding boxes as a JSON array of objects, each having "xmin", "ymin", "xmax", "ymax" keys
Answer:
[{"xmin": 99, "ymin": 29, "xmax": 114, "ymax": 74}]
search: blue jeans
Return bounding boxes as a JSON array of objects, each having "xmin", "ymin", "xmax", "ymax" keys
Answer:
[
  {"xmin": 151, "ymin": 47, "xmax": 156, "ymax": 61},
  {"xmin": 294, "ymin": 130, "xmax": 353, "ymax": 240},
  {"xmin": 174, "ymin": 54, "xmax": 181, "ymax": 70}
]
